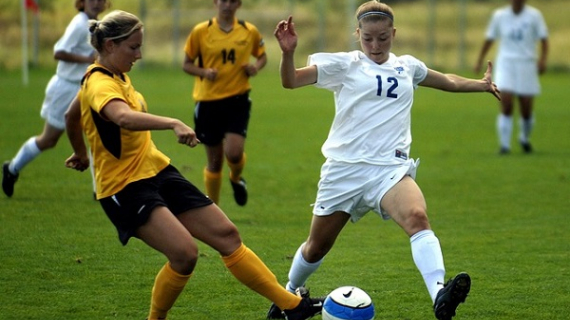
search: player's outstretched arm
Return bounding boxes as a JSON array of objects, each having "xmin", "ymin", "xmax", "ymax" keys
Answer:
[
  {"xmin": 274, "ymin": 16, "xmax": 317, "ymax": 89},
  {"xmin": 420, "ymin": 61, "xmax": 500, "ymax": 101}
]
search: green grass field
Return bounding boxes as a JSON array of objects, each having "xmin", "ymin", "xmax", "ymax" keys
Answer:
[{"xmin": 1, "ymin": 67, "xmax": 569, "ymax": 320}]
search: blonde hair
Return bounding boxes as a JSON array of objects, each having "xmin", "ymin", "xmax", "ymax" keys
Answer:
[
  {"xmin": 88, "ymin": 10, "xmax": 143, "ymax": 52},
  {"xmin": 355, "ymin": 0, "xmax": 395, "ymax": 27}
]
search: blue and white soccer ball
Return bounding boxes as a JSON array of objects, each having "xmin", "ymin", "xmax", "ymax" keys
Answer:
[{"xmin": 322, "ymin": 286, "xmax": 375, "ymax": 320}]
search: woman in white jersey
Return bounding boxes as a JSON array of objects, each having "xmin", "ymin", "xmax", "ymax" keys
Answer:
[
  {"xmin": 268, "ymin": 1, "xmax": 500, "ymax": 320},
  {"xmin": 2, "ymin": 0, "xmax": 108, "ymax": 198},
  {"xmin": 474, "ymin": 0, "xmax": 548, "ymax": 154}
]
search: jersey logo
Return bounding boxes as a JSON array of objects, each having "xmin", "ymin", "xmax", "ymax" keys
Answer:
[{"xmin": 395, "ymin": 149, "xmax": 408, "ymax": 160}]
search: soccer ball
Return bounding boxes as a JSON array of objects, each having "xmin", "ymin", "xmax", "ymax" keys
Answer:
[{"xmin": 322, "ymin": 286, "xmax": 375, "ymax": 320}]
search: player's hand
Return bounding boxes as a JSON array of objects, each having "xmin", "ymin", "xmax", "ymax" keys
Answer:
[
  {"xmin": 274, "ymin": 16, "xmax": 297, "ymax": 53},
  {"xmin": 173, "ymin": 121, "xmax": 200, "ymax": 148},
  {"xmin": 203, "ymin": 68, "xmax": 218, "ymax": 81},
  {"xmin": 482, "ymin": 61, "xmax": 501, "ymax": 101},
  {"xmin": 65, "ymin": 153, "xmax": 89, "ymax": 172},
  {"xmin": 243, "ymin": 64, "xmax": 258, "ymax": 77}
]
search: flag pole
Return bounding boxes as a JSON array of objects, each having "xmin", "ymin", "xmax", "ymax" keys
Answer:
[{"xmin": 21, "ymin": 0, "xmax": 29, "ymax": 86}]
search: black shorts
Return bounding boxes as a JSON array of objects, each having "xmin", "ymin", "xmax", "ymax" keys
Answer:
[
  {"xmin": 194, "ymin": 92, "xmax": 251, "ymax": 146},
  {"xmin": 99, "ymin": 165, "xmax": 213, "ymax": 245}
]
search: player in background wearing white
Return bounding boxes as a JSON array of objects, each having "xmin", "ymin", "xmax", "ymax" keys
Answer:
[
  {"xmin": 269, "ymin": 1, "xmax": 500, "ymax": 319},
  {"xmin": 2, "ymin": 0, "xmax": 108, "ymax": 198},
  {"xmin": 474, "ymin": 0, "xmax": 548, "ymax": 154}
]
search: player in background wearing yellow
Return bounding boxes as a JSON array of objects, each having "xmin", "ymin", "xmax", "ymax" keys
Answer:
[
  {"xmin": 65, "ymin": 10, "xmax": 322, "ymax": 320},
  {"xmin": 183, "ymin": 0, "xmax": 267, "ymax": 206},
  {"xmin": 2, "ymin": 0, "xmax": 108, "ymax": 198},
  {"xmin": 474, "ymin": 0, "xmax": 548, "ymax": 154}
]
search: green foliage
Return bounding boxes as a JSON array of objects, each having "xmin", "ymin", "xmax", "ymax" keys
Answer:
[
  {"xmin": 0, "ymin": 68, "xmax": 569, "ymax": 319},
  {"xmin": 2, "ymin": 0, "xmax": 569, "ymax": 70}
]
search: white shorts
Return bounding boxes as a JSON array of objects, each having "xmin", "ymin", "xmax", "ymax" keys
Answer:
[
  {"xmin": 495, "ymin": 58, "xmax": 541, "ymax": 96},
  {"xmin": 40, "ymin": 75, "xmax": 81, "ymax": 130},
  {"xmin": 312, "ymin": 158, "xmax": 419, "ymax": 222}
]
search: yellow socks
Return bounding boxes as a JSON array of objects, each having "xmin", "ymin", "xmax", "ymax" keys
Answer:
[
  {"xmin": 222, "ymin": 243, "xmax": 301, "ymax": 311},
  {"xmin": 148, "ymin": 263, "xmax": 191, "ymax": 320},
  {"xmin": 205, "ymin": 153, "xmax": 246, "ymax": 204},
  {"xmin": 203, "ymin": 167, "xmax": 222, "ymax": 204},
  {"xmin": 147, "ymin": 244, "xmax": 301, "ymax": 319},
  {"xmin": 227, "ymin": 153, "xmax": 246, "ymax": 183}
]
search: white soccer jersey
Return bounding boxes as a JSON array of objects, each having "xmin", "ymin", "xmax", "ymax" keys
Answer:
[
  {"xmin": 54, "ymin": 12, "xmax": 94, "ymax": 82},
  {"xmin": 309, "ymin": 51, "xmax": 428, "ymax": 165},
  {"xmin": 485, "ymin": 5, "xmax": 548, "ymax": 61}
]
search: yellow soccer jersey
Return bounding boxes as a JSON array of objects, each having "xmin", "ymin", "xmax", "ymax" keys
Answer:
[
  {"xmin": 184, "ymin": 18, "xmax": 266, "ymax": 101},
  {"xmin": 79, "ymin": 64, "xmax": 170, "ymax": 199}
]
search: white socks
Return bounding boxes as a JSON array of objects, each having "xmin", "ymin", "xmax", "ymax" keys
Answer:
[
  {"xmin": 10, "ymin": 137, "xmax": 41, "ymax": 174},
  {"xmin": 410, "ymin": 230, "xmax": 446, "ymax": 303},
  {"xmin": 519, "ymin": 117, "xmax": 534, "ymax": 143},
  {"xmin": 286, "ymin": 231, "xmax": 447, "ymax": 304},
  {"xmin": 497, "ymin": 114, "xmax": 535, "ymax": 148},
  {"xmin": 286, "ymin": 242, "xmax": 323, "ymax": 293},
  {"xmin": 497, "ymin": 114, "xmax": 513, "ymax": 150}
]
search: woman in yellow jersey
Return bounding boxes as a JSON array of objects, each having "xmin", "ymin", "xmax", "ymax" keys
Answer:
[
  {"xmin": 64, "ymin": 10, "xmax": 320, "ymax": 320},
  {"xmin": 183, "ymin": 0, "xmax": 267, "ymax": 206}
]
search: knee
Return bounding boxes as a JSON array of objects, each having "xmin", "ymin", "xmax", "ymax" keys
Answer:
[
  {"xmin": 303, "ymin": 240, "xmax": 332, "ymax": 263},
  {"xmin": 403, "ymin": 207, "xmax": 430, "ymax": 235},
  {"xmin": 222, "ymin": 224, "xmax": 241, "ymax": 244},
  {"xmin": 214, "ymin": 224, "xmax": 243, "ymax": 257},
  {"xmin": 225, "ymin": 152, "xmax": 243, "ymax": 165},
  {"xmin": 169, "ymin": 243, "xmax": 199, "ymax": 275},
  {"xmin": 36, "ymin": 137, "xmax": 59, "ymax": 150},
  {"xmin": 222, "ymin": 225, "xmax": 243, "ymax": 249}
]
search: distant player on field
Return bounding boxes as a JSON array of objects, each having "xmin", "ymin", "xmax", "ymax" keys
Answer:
[
  {"xmin": 182, "ymin": 0, "xmax": 267, "ymax": 206},
  {"xmin": 269, "ymin": 1, "xmax": 501, "ymax": 319},
  {"xmin": 474, "ymin": 0, "xmax": 549, "ymax": 154},
  {"xmin": 2, "ymin": 0, "xmax": 109, "ymax": 198}
]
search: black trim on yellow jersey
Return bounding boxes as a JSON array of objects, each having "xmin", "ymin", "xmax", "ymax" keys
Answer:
[
  {"xmin": 81, "ymin": 67, "xmax": 113, "ymax": 85},
  {"xmin": 82, "ymin": 67, "xmax": 122, "ymax": 159},
  {"xmin": 91, "ymin": 108, "xmax": 121, "ymax": 159},
  {"xmin": 206, "ymin": 19, "xmax": 248, "ymax": 30}
]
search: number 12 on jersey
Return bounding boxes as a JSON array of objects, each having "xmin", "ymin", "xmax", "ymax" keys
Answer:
[{"xmin": 376, "ymin": 75, "xmax": 398, "ymax": 98}]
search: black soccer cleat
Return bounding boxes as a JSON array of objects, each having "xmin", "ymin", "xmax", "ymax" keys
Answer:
[
  {"xmin": 267, "ymin": 287, "xmax": 316, "ymax": 320},
  {"xmin": 282, "ymin": 295, "xmax": 324, "ymax": 320},
  {"xmin": 267, "ymin": 302, "xmax": 285, "ymax": 319},
  {"xmin": 230, "ymin": 177, "xmax": 248, "ymax": 206},
  {"xmin": 2, "ymin": 161, "xmax": 19, "ymax": 197},
  {"xmin": 520, "ymin": 140, "xmax": 533, "ymax": 153},
  {"xmin": 498, "ymin": 147, "xmax": 510, "ymax": 155},
  {"xmin": 434, "ymin": 272, "xmax": 471, "ymax": 320}
]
